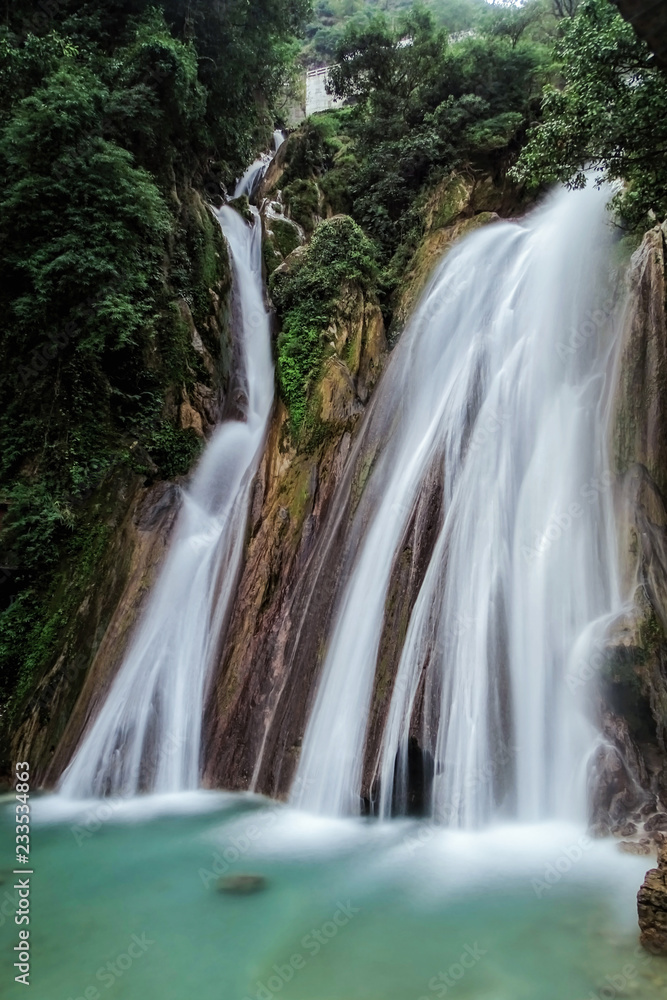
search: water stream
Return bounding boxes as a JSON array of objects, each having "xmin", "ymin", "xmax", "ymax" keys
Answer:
[
  {"xmin": 58, "ymin": 201, "xmax": 274, "ymax": 797},
  {"xmin": 3, "ymin": 795, "xmax": 662, "ymax": 1000},
  {"xmin": 4, "ymin": 177, "xmax": 663, "ymax": 1000},
  {"xmin": 292, "ymin": 185, "xmax": 625, "ymax": 822}
]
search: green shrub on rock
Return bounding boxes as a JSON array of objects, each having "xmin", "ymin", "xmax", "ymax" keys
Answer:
[{"xmin": 270, "ymin": 216, "xmax": 378, "ymax": 434}]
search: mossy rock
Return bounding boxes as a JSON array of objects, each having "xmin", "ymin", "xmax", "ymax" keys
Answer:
[
  {"xmin": 229, "ymin": 195, "xmax": 253, "ymax": 223},
  {"xmin": 263, "ymin": 239, "xmax": 283, "ymax": 277},
  {"xmin": 422, "ymin": 173, "xmax": 473, "ymax": 233},
  {"xmin": 268, "ymin": 218, "xmax": 302, "ymax": 260},
  {"xmin": 217, "ymin": 874, "xmax": 267, "ymax": 895},
  {"xmin": 283, "ymin": 179, "xmax": 320, "ymax": 232}
]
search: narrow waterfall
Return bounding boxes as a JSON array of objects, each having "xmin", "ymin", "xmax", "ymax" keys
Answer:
[
  {"xmin": 59, "ymin": 202, "xmax": 274, "ymax": 797},
  {"xmin": 234, "ymin": 155, "xmax": 273, "ymax": 199},
  {"xmin": 292, "ymin": 185, "xmax": 625, "ymax": 823}
]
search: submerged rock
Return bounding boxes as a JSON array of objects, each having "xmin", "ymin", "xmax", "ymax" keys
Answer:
[
  {"xmin": 638, "ymin": 844, "xmax": 667, "ymax": 953},
  {"xmin": 217, "ymin": 874, "xmax": 267, "ymax": 895},
  {"xmin": 621, "ymin": 840, "xmax": 652, "ymax": 856},
  {"xmin": 645, "ymin": 813, "xmax": 667, "ymax": 833},
  {"xmin": 613, "ymin": 821, "xmax": 638, "ymax": 838}
]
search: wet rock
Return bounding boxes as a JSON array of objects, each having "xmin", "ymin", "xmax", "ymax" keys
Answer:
[
  {"xmin": 589, "ymin": 739, "xmax": 644, "ymax": 828},
  {"xmin": 613, "ymin": 822, "xmax": 638, "ymax": 838},
  {"xmin": 319, "ymin": 358, "xmax": 364, "ymax": 424},
  {"xmin": 640, "ymin": 797, "xmax": 659, "ymax": 817},
  {"xmin": 638, "ymin": 844, "xmax": 667, "ymax": 953},
  {"xmin": 645, "ymin": 813, "xmax": 667, "ymax": 832},
  {"xmin": 590, "ymin": 821, "xmax": 611, "ymax": 839},
  {"xmin": 217, "ymin": 874, "xmax": 267, "ymax": 895},
  {"xmin": 621, "ymin": 840, "xmax": 652, "ymax": 855}
]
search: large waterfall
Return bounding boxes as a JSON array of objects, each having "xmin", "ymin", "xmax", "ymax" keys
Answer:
[
  {"xmin": 291, "ymin": 185, "xmax": 625, "ymax": 823},
  {"xmin": 59, "ymin": 203, "xmax": 274, "ymax": 797}
]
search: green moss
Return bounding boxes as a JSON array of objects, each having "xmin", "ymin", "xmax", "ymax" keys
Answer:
[
  {"xmin": 229, "ymin": 195, "xmax": 254, "ymax": 223},
  {"xmin": 428, "ymin": 174, "xmax": 472, "ymax": 231},
  {"xmin": 283, "ymin": 179, "xmax": 320, "ymax": 232},
  {"xmin": 263, "ymin": 239, "xmax": 284, "ymax": 277},
  {"xmin": 173, "ymin": 191, "xmax": 230, "ymax": 339},
  {"xmin": 270, "ymin": 216, "xmax": 379, "ymax": 436},
  {"xmin": 270, "ymin": 218, "xmax": 302, "ymax": 259},
  {"xmin": 146, "ymin": 422, "xmax": 203, "ymax": 479}
]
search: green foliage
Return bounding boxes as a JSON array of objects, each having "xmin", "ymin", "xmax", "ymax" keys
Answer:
[
  {"xmin": 271, "ymin": 216, "xmax": 378, "ymax": 431},
  {"xmin": 269, "ymin": 218, "xmax": 303, "ymax": 259},
  {"xmin": 283, "ymin": 178, "xmax": 321, "ymax": 230},
  {"xmin": 326, "ymin": 4, "xmax": 550, "ymax": 257},
  {"xmin": 0, "ymin": 0, "xmax": 308, "ymax": 716},
  {"xmin": 301, "ymin": 0, "xmax": 490, "ymax": 66},
  {"xmin": 146, "ymin": 422, "xmax": 203, "ymax": 479},
  {"xmin": 513, "ymin": 0, "xmax": 667, "ymax": 230}
]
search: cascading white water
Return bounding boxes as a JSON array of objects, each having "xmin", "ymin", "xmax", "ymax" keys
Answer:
[
  {"xmin": 234, "ymin": 155, "xmax": 272, "ymax": 199},
  {"xmin": 292, "ymin": 185, "xmax": 626, "ymax": 822},
  {"xmin": 59, "ymin": 200, "xmax": 273, "ymax": 797}
]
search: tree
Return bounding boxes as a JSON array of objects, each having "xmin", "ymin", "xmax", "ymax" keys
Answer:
[
  {"xmin": 553, "ymin": 0, "xmax": 579, "ymax": 17},
  {"xmin": 512, "ymin": 0, "xmax": 667, "ymax": 230},
  {"xmin": 326, "ymin": 3, "xmax": 547, "ymax": 253}
]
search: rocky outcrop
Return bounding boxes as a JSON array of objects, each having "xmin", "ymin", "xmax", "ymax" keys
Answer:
[
  {"xmin": 593, "ymin": 222, "xmax": 667, "ymax": 829},
  {"xmin": 638, "ymin": 842, "xmax": 667, "ymax": 953},
  {"xmin": 615, "ymin": 0, "xmax": 667, "ymax": 69},
  {"xmin": 203, "ymin": 277, "xmax": 388, "ymax": 796},
  {"xmin": 389, "ymin": 171, "xmax": 529, "ymax": 340},
  {"xmin": 35, "ymin": 480, "xmax": 182, "ymax": 784},
  {"xmin": 10, "ymin": 193, "xmax": 233, "ymax": 784}
]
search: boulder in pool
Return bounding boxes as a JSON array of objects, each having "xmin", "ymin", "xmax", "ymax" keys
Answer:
[
  {"xmin": 216, "ymin": 874, "xmax": 267, "ymax": 895},
  {"xmin": 638, "ymin": 844, "xmax": 667, "ymax": 953}
]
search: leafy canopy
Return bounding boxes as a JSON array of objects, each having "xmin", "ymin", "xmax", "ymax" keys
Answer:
[
  {"xmin": 271, "ymin": 216, "xmax": 379, "ymax": 432},
  {"xmin": 326, "ymin": 4, "xmax": 550, "ymax": 254},
  {"xmin": 513, "ymin": 0, "xmax": 667, "ymax": 230}
]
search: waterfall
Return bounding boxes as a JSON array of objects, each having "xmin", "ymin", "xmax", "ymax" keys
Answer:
[
  {"xmin": 291, "ymin": 185, "xmax": 625, "ymax": 823},
  {"xmin": 59, "ymin": 201, "xmax": 274, "ymax": 797},
  {"xmin": 234, "ymin": 155, "xmax": 272, "ymax": 199}
]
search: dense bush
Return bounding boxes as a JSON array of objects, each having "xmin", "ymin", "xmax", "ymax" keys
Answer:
[
  {"xmin": 327, "ymin": 5, "xmax": 550, "ymax": 257},
  {"xmin": 0, "ymin": 0, "xmax": 308, "ymax": 718},
  {"xmin": 513, "ymin": 0, "xmax": 667, "ymax": 231},
  {"xmin": 271, "ymin": 216, "xmax": 378, "ymax": 431}
]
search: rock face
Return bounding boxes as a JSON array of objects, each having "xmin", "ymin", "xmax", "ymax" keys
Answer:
[
  {"xmin": 638, "ymin": 844, "xmax": 667, "ymax": 953},
  {"xmin": 615, "ymin": 0, "xmax": 667, "ymax": 69},
  {"xmin": 590, "ymin": 223, "xmax": 667, "ymax": 829},
  {"xmin": 202, "ymin": 282, "xmax": 388, "ymax": 797},
  {"xmin": 9, "ymin": 189, "xmax": 232, "ymax": 784},
  {"xmin": 36, "ymin": 164, "xmax": 527, "ymax": 794}
]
